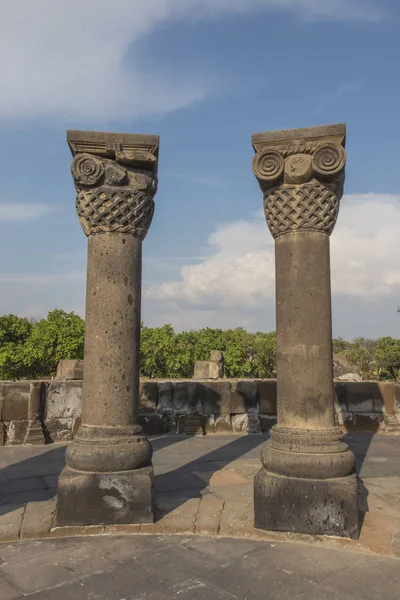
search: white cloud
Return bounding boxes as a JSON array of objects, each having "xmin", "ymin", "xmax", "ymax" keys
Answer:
[
  {"xmin": 0, "ymin": 204, "xmax": 55, "ymax": 222},
  {"xmin": 0, "ymin": 0, "xmax": 383, "ymax": 123},
  {"xmin": 147, "ymin": 194, "xmax": 400, "ymax": 309}
]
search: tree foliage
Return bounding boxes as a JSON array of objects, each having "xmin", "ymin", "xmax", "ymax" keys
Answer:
[
  {"xmin": 0, "ymin": 310, "xmax": 85, "ymax": 380},
  {"xmin": 0, "ymin": 310, "xmax": 399, "ymax": 381}
]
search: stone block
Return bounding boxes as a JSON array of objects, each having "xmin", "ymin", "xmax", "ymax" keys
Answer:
[
  {"xmin": 0, "ymin": 505, "xmax": 25, "ymax": 542},
  {"xmin": 202, "ymin": 414, "xmax": 216, "ymax": 434},
  {"xmin": 395, "ymin": 383, "xmax": 400, "ymax": 413},
  {"xmin": 230, "ymin": 380, "xmax": 258, "ymax": 413},
  {"xmin": 254, "ymin": 469, "xmax": 358, "ymax": 539},
  {"xmin": 172, "ymin": 381, "xmax": 201, "ymax": 414},
  {"xmin": 257, "ymin": 379, "xmax": 277, "ymax": 414},
  {"xmin": 177, "ymin": 414, "xmax": 205, "ymax": 436},
  {"xmin": 232, "ymin": 410, "xmax": 261, "ymax": 434},
  {"xmin": 1, "ymin": 382, "xmax": 43, "ymax": 421},
  {"xmin": 46, "ymin": 380, "xmax": 82, "ymax": 419},
  {"xmin": 142, "ymin": 497, "xmax": 200, "ymax": 534},
  {"xmin": 259, "ymin": 414, "xmax": 277, "ymax": 432},
  {"xmin": 20, "ymin": 500, "xmax": 56, "ymax": 540},
  {"xmin": 157, "ymin": 382, "xmax": 173, "ymax": 414},
  {"xmin": 139, "ymin": 414, "xmax": 177, "ymax": 436},
  {"xmin": 44, "ymin": 417, "xmax": 76, "ymax": 441},
  {"xmin": 377, "ymin": 382, "xmax": 396, "ymax": 415},
  {"xmin": 4, "ymin": 420, "xmax": 44, "ymax": 445},
  {"xmin": 195, "ymin": 493, "xmax": 224, "ymax": 535},
  {"xmin": 55, "ymin": 466, "xmax": 154, "ymax": 526},
  {"xmin": 214, "ymin": 414, "xmax": 232, "ymax": 433},
  {"xmin": 194, "ymin": 381, "xmax": 231, "ymax": 414},
  {"xmin": 345, "ymin": 382, "xmax": 375, "ymax": 414},
  {"xmin": 210, "ymin": 350, "xmax": 224, "ymax": 363},
  {"xmin": 56, "ymin": 359, "xmax": 84, "ymax": 380},
  {"xmin": 334, "ymin": 381, "xmax": 347, "ymax": 410},
  {"xmin": 193, "ymin": 361, "xmax": 220, "ymax": 380},
  {"xmin": 340, "ymin": 413, "xmax": 384, "ymax": 433},
  {"xmin": 139, "ymin": 381, "xmax": 158, "ymax": 413}
]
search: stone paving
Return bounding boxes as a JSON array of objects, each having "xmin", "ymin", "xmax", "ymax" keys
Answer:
[
  {"xmin": 0, "ymin": 433, "xmax": 399, "ymax": 558},
  {"xmin": 0, "ymin": 433, "xmax": 400, "ymax": 598}
]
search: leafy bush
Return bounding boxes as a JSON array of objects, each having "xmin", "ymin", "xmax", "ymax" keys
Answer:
[{"xmin": 0, "ymin": 309, "xmax": 399, "ymax": 381}]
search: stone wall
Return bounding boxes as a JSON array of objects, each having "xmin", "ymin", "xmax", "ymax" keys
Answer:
[{"xmin": 0, "ymin": 379, "xmax": 399, "ymax": 445}]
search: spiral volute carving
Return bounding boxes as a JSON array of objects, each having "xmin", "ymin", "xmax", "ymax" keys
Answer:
[
  {"xmin": 312, "ymin": 142, "xmax": 346, "ymax": 177},
  {"xmin": 71, "ymin": 153, "xmax": 104, "ymax": 187},
  {"xmin": 252, "ymin": 150, "xmax": 284, "ymax": 184}
]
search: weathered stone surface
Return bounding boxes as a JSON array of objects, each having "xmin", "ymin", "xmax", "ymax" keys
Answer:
[
  {"xmin": 46, "ymin": 381, "xmax": 82, "ymax": 419},
  {"xmin": 252, "ymin": 124, "xmax": 357, "ymax": 537},
  {"xmin": 230, "ymin": 380, "xmax": 258, "ymax": 413},
  {"xmin": 254, "ymin": 469, "xmax": 358, "ymax": 538},
  {"xmin": 157, "ymin": 382, "xmax": 173, "ymax": 414},
  {"xmin": 20, "ymin": 500, "xmax": 56, "ymax": 540},
  {"xmin": 1, "ymin": 382, "xmax": 43, "ymax": 421},
  {"xmin": 56, "ymin": 359, "xmax": 84, "ymax": 380},
  {"xmin": 232, "ymin": 410, "xmax": 261, "ymax": 434},
  {"xmin": 214, "ymin": 414, "xmax": 232, "ymax": 433},
  {"xmin": 0, "ymin": 505, "xmax": 25, "ymax": 541},
  {"xmin": 378, "ymin": 381, "xmax": 397, "ymax": 414},
  {"xmin": 139, "ymin": 414, "xmax": 177, "ymax": 435},
  {"xmin": 194, "ymin": 381, "xmax": 231, "ymax": 415},
  {"xmin": 139, "ymin": 381, "xmax": 158, "ymax": 413},
  {"xmin": 259, "ymin": 414, "xmax": 277, "ymax": 432},
  {"xmin": 179, "ymin": 414, "xmax": 205, "ymax": 436},
  {"xmin": 4, "ymin": 420, "xmax": 44, "ymax": 445},
  {"xmin": 56, "ymin": 466, "xmax": 154, "ymax": 526},
  {"xmin": 172, "ymin": 381, "xmax": 200, "ymax": 414},
  {"xmin": 195, "ymin": 493, "xmax": 224, "ymax": 535},
  {"xmin": 44, "ymin": 417, "xmax": 76, "ymax": 441},
  {"xmin": 346, "ymin": 382, "xmax": 375, "ymax": 414},
  {"xmin": 257, "ymin": 379, "xmax": 277, "ymax": 414},
  {"xmin": 193, "ymin": 361, "xmax": 220, "ymax": 380},
  {"xmin": 141, "ymin": 497, "xmax": 199, "ymax": 534}
]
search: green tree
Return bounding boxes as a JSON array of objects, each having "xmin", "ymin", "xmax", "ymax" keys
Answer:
[
  {"xmin": 0, "ymin": 314, "xmax": 35, "ymax": 379},
  {"xmin": 24, "ymin": 309, "xmax": 85, "ymax": 377},
  {"xmin": 374, "ymin": 337, "xmax": 400, "ymax": 381}
]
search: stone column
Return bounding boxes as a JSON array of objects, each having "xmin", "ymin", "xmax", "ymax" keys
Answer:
[
  {"xmin": 252, "ymin": 124, "xmax": 358, "ymax": 538},
  {"xmin": 56, "ymin": 130, "xmax": 159, "ymax": 527}
]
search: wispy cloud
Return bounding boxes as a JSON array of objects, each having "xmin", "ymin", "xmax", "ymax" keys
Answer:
[
  {"xmin": 0, "ymin": 203, "xmax": 56, "ymax": 222},
  {"xmin": 0, "ymin": 1, "xmax": 384, "ymax": 123}
]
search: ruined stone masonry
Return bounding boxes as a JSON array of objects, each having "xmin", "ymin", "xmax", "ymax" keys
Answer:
[
  {"xmin": 252, "ymin": 124, "xmax": 359, "ymax": 538},
  {"xmin": 55, "ymin": 130, "xmax": 159, "ymax": 527}
]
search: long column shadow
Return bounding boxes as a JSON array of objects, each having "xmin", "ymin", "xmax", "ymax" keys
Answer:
[{"xmin": 0, "ymin": 434, "xmax": 187, "ymax": 516}]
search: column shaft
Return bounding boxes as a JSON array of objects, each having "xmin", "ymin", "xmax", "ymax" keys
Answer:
[
  {"xmin": 276, "ymin": 232, "xmax": 334, "ymax": 429},
  {"xmin": 82, "ymin": 233, "xmax": 141, "ymax": 427}
]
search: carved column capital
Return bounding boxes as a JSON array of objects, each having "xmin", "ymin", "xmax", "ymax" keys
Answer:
[
  {"xmin": 252, "ymin": 124, "xmax": 346, "ymax": 239},
  {"xmin": 67, "ymin": 130, "xmax": 159, "ymax": 239}
]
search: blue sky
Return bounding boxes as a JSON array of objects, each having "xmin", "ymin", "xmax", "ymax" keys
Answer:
[{"xmin": 0, "ymin": 0, "xmax": 399, "ymax": 339}]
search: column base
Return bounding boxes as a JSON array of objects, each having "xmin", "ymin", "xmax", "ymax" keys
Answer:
[
  {"xmin": 254, "ymin": 468, "xmax": 359, "ymax": 539},
  {"xmin": 55, "ymin": 465, "xmax": 154, "ymax": 527}
]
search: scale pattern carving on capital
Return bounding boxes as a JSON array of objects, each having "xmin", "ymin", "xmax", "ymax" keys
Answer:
[
  {"xmin": 71, "ymin": 152, "xmax": 157, "ymax": 239},
  {"xmin": 252, "ymin": 137, "xmax": 346, "ymax": 239}
]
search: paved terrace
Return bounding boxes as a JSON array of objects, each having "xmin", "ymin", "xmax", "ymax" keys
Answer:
[{"xmin": 0, "ymin": 433, "xmax": 399, "ymax": 599}]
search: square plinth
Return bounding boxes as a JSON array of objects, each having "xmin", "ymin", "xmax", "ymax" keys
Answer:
[
  {"xmin": 55, "ymin": 466, "xmax": 154, "ymax": 527},
  {"xmin": 254, "ymin": 468, "xmax": 358, "ymax": 539}
]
